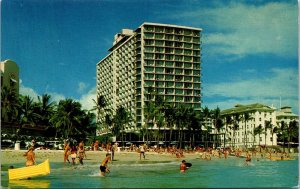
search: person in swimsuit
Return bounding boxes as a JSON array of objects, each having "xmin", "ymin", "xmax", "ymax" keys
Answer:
[
  {"xmin": 180, "ymin": 160, "xmax": 187, "ymax": 173},
  {"xmin": 64, "ymin": 142, "xmax": 71, "ymax": 164},
  {"xmin": 139, "ymin": 144, "xmax": 146, "ymax": 160},
  {"xmin": 78, "ymin": 145, "xmax": 85, "ymax": 165},
  {"xmin": 100, "ymin": 153, "xmax": 111, "ymax": 176},
  {"xmin": 24, "ymin": 147, "xmax": 35, "ymax": 166},
  {"xmin": 70, "ymin": 144, "xmax": 77, "ymax": 165}
]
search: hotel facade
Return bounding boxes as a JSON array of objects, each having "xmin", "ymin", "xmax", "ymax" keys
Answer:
[
  {"xmin": 220, "ymin": 103, "xmax": 278, "ymax": 148},
  {"xmin": 96, "ymin": 23, "xmax": 202, "ymax": 136}
]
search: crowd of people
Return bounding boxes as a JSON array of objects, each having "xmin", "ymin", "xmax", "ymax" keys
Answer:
[{"xmin": 22, "ymin": 139, "xmax": 295, "ymax": 177}]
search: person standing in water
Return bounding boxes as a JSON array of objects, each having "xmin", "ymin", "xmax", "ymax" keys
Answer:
[
  {"xmin": 180, "ymin": 160, "xmax": 187, "ymax": 173},
  {"xmin": 24, "ymin": 147, "xmax": 35, "ymax": 166},
  {"xmin": 139, "ymin": 144, "xmax": 146, "ymax": 160},
  {"xmin": 64, "ymin": 141, "xmax": 71, "ymax": 164},
  {"xmin": 100, "ymin": 153, "xmax": 111, "ymax": 176},
  {"xmin": 78, "ymin": 142, "xmax": 85, "ymax": 165},
  {"xmin": 70, "ymin": 144, "xmax": 77, "ymax": 166}
]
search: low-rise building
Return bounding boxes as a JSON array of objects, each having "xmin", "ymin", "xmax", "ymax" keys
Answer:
[
  {"xmin": 221, "ymin": 103, "xmax": 277, "ymax": 149},
  {"xmin": 0, "ymin": 59, "xmax": 19, "ymax": 94}
]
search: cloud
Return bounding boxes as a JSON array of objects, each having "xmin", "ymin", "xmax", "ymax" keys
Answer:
[
  {"xmin": 202, "ymin": 67, "xmax": 299, "ymax": 113},
  {"xmin": 78, "ymin": 87, "xmax": 96, "ymax": 111},
  {"xmin": 20, "ymin": 84, "xmax": 66, "ymax": 103},
  {"xmin": 19, "ymin": 84, "xmax": 40, "ymax": 101},
  {"xmin": 175, "ymin": 1, "xmax": 298, "ymax": 59},
  {"xmin": 77, "ymin": 82, "xmax": 87, "ymax": 93},
  {"xmin": 20, "ymin": 83, "xmax": 96, "ymax": 111}
]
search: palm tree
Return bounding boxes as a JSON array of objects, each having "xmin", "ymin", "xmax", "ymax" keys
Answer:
[
  {"xmin": 188, "ymin": 109, "xmax": 202, "ymax": 148},
  {"xmin": 212, "ymin": 107, "xmax": 223, "ymax": 148},
  {"xmin": 155, "ymin": 111, "xmax": 165, "ymax": 146},
  {"xmin": 242, "ymin": 112, "xmax": 252, "ymax": 149},
  {"xmin": 163, "ymin": 102, "xmax": 176, "ymax": 144},
  {"xmin": 50, "ymin": 99, "xmax": 83, "ymax": 139},
  {"xmin": 1, "ymin": 86, "xmax": 19, "ymax": 125},
  {"xmin": 271, "ymin": 126, "xmax": 279, "ymax": 147},
  {"xmin": 36, "ymin": 94, "xmax": 55, "ymax": 128},
  {"xmin": 279, "ymin": 121, "xmax": 288, "ymax": 153},
  {"xmin": 232, "ymin": 113, "xmax": 241, "ymax": 149},
  {"xmin": 143, "ymin": 100, "xmax": 156, "ymax": 143},
  {"xmin": 287, "ymin": 120, "xmax": 298, "ymax": 152},
  {"xmin": 254, "ymin": 124, "xmax": 264, "ymax": 150},
  {"xmin": 224, "ymin": 115, "xmax": 233, "ymax": 148},
  {"xmin": 19, "ymin": 95, "xmax": 40, "ymax": 128},
  {"xmin": 202, "ymin": 106, "xmax": 212, "ymax": 148},
  {"xmin": 264, "ymin": 120, "xmax": 272, "ymax": 148},
  {"xmin": 113, "ymin": 106, "xmax": 132, "ymax": 148},
  {"xmin": 92, "ymin": 95, "xmax": 106, "ymax": 132}
]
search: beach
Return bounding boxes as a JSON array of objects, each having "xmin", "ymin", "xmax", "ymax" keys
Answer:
[{"xmin": 1, "ymin": 149, "xmax": 201, "ymax": 166}]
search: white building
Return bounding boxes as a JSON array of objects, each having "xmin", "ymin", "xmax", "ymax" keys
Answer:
[
  {"xmin": 221, "ymin": 103, "xmax": 278, "ymax": 149},
  {"xmin": 276, "ymin": 106, "xmax": 298, "ymax": 125},
  {"xmin": 96, "ymin": 22, "xmax": 202, "ymax": 137}
]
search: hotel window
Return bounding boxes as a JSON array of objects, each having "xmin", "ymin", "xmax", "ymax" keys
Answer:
[
  {"xmin": 165, "ymin": 41, "xmax": 173, "ymax": 47},
  {"xmin": 165, "ymin": 27, "xmax": 173, "ymax": 33},
  {"xmin": 145, "ymin": 39, "xmax": 154, "ymax": 46}
]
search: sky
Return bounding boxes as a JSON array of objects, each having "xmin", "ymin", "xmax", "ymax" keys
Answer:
[{"xmin": 1, "ymin": 0, "xmax": 299, "ymax": 114}]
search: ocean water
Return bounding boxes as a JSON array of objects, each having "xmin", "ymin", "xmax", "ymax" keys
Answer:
[{"xmin": 1, "ymin": 157, "xmax": 299, "ymax": 188}]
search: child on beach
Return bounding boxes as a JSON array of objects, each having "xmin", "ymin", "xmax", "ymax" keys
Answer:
[{"xmin": 100, "ymin": 153, "xmax": 111, "ymax": 176}]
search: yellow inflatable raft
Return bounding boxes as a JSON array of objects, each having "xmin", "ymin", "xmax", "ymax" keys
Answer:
[{"xmin": 8, "ymin": 159, "xmax": 50, "ymax": 180}]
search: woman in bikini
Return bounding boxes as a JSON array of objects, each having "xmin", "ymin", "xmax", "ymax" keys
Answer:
[{"xmin": 24, "ymin": 147, "xmax": 35, "ymax": 166}]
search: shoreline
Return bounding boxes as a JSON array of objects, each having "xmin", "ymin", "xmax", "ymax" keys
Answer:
[
  {"xmin": 1, "ymin": 149, "xmax": 298, "ymax": 166},
  {"xmin": 1, "ymin": 150, "xmax": 196, "ymax": 166}
]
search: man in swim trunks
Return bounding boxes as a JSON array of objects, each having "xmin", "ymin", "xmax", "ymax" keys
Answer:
[
  {"xmin": 180, "ymin": 160, "xmax": 187, "ymax": 173},
  {"xmin": 100, "ymin": 153, "xmax": 111, "ymax": 176}
]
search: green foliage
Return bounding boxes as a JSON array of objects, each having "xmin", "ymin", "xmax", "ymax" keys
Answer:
[{"xmin": 1, "ymin": 91, "xmax": 96, "ymax": 140}]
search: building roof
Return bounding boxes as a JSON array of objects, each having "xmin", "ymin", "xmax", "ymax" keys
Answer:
[
  {"xmin": 139, "ymin": 22, "xmax": 202, "ymax": 31},
  {"xmin": 221, "ymin": 103, "xmax": 276, "ymax": 115}
]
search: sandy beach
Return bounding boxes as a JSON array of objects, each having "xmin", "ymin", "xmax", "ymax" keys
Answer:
[
  {"xmin": 2, "ymin": 149, "xmax": 298, "ymax": 167},
  {"xmin": 1, "ymin": 149, "xmax": 201, "ymax": 166}
]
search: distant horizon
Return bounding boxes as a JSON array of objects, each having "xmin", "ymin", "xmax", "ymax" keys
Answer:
[{"xmin": 1, "ymin": 0, "xmax": 298, "ymax": 114}]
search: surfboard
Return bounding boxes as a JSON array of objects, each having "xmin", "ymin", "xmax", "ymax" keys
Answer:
[
  {"xmin": 185, "ymin": 162, "xmax": 192, "ymax": 168},
  {"xmin": 8, "ymin": 159, "xmax": 51, "ymax": 180}
]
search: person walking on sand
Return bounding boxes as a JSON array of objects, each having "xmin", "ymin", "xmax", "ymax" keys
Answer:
[
  {"xmin": 24, "ymin": 147, "xmax": 35, "ymax": 166},
  {"xmin": 100, "ymin": 153, "xmax": 111, "ymax": 176},
  {"xmin": 139, "ymin": 144, "xmax": 146, "ymax": 160}
]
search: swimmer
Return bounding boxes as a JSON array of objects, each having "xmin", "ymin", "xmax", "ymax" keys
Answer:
[
  {"xmin": 100, "ymin": 153, "xmax": 111, "ymax": 176},
  {"xmin": 180, "ymin": 160, "xmax": 187, "ymax": 173}
]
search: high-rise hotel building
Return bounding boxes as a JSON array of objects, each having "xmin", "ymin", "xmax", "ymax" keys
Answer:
[{"xmin": 96, "ymin": 22, "xmax": 202, "ymax": 135}]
